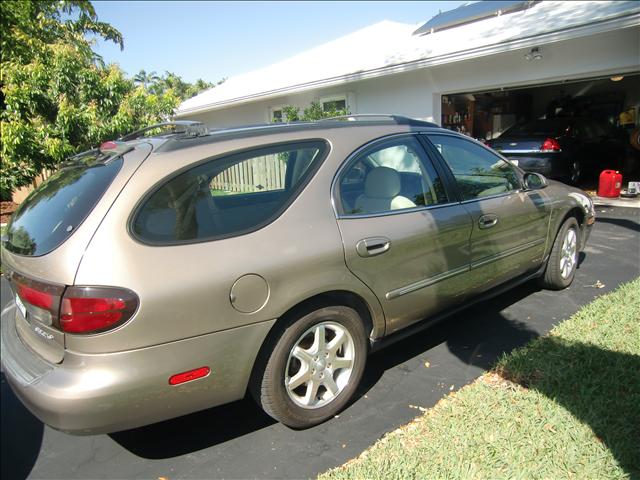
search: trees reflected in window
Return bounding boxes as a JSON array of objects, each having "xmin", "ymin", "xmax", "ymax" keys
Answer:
[
  {"xmin": 133, "ymin": 142, "xmax": 325, "ymax": 243},
  {"xmin": 428, "ymin": 134, "xmax": 520, "ymax": 200}
]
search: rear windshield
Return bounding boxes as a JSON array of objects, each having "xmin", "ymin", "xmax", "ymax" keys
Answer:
[
  {"xmin": 503, "ymin": 119, "xmax": 572, "ymax": 137},
  {"xmin": 3, "ymin": 152, "xmax": 123, "ymax": 256}
]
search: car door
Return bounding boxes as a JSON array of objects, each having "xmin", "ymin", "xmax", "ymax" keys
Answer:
[
  {"xmin": 334, "ymin": 134, "xmax": 473, "ymax": 335},
  {"xmin": 424, "ymin": 133, "xmax": 551, "ymax": 294}
]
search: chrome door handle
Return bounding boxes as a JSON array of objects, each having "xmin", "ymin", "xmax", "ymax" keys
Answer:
[
  {"xmin": 478, "ymin": 214, "xmax": 498, "ymax": 229},
  {"xmin": 356, "ymin": 237, "xmax": 391, "ymax": 257}
]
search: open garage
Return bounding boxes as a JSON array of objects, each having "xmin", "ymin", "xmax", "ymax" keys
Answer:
[{"xmin": 441, "ymin": 74, "xmax": 640, "ymax": 185}]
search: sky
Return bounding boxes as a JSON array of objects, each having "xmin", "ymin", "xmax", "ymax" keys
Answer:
[{"xmin": 92, "ymin": 1, "xmax": 467, "ymax": 84}]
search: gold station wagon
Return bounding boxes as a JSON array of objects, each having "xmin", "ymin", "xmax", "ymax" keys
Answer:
[{"xmin": 1, "ymin": 116, "xmax": 594, "ymax": 434}]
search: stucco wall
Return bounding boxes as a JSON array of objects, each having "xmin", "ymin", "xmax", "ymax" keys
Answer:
[{"xmin": 184, "ymin": 26, "xmax": 639, "ymax": 128}]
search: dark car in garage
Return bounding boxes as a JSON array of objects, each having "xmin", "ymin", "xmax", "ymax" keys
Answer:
[{"xmin": 487, "ymin": 117, "xmax": 626, "ymax": 184}]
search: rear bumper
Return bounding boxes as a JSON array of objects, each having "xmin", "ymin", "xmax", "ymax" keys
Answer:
[
  {"xmin": 1, "ymin": 302, "xmax": 275, "ymax": 435},
  {"xmin": 505, "ymin": 154, "xmax": 570, "ymax": 180}
]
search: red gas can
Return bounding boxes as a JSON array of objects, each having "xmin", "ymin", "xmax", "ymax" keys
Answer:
[{"xmin": 598, "ymin": 170, "xmax": 623, "ymax": 198}]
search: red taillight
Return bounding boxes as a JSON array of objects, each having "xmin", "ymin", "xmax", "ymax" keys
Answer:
[
  {"xmin": 540, "ymin": 138, "xmax": 561, "ymax": 152},
  {"xmin": 17, "ymin": 283, "xmax": 54, "ymax": 310},
  {"xmin": 169, "ymin": 367, "xmax": 211, "ymax": 386},
  {"xmin": 99, "ymin": 141, "xmax": 118, "ymax": 150},
  {"xmin": 11, "ymin": 272, "xmax": 64, "ymax": 325},
  {"xmin": 60, "ymin": 287, "xmax": 138, "ymax": 334}
]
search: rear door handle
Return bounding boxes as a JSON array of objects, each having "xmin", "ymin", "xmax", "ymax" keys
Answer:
[
  {"xmin": 478, "ymin": 214, "xmax": 499, "ymax": 229},
  {"xmin": 356, "ymin": 237, "xmax": 391, "ymax": 257}
]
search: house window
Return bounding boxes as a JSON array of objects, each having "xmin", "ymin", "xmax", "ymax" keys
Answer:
[
  {"xmin": 269, "ymin": 105, "xmax": 286, "ymax": 123},
  {"xmin": 272, "ymin": 109, "xmax": 284, "ymax": 123},
  {"xmin": 320, "ymin": 96, "xmax": 347, "ymax": 113}
]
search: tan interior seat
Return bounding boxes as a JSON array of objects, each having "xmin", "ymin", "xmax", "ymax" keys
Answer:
[{"xmin": 355, "ymin": 166, "xmax": 416, "ymax": 214}]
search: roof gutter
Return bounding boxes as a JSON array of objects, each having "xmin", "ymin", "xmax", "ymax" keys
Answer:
[{"xmin": 175, "ymin": 11, "xmax": 640, "ymax": 118}]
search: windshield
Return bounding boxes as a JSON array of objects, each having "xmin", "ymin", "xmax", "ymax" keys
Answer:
[
  {"xmin": 3, "ymin": 152, "xmax": 123, "ymax": 256},
  {"xmin": 502, "ymin": 118, "xmax": 572, "ymax": 137}
]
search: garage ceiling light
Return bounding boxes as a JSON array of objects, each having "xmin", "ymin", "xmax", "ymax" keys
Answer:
[{"xmin": 610, "ymin": 76, "xmax": 624, "ymax": 82}]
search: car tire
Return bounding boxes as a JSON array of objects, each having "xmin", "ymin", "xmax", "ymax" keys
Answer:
[
  {"xmin": 251, "ymin": 305, "xmax": 368, "ymax": 428},
  {"xmin": 569, "ymin": 160, "xmax": 582, "ymax": 185},
  {"xmin": 540, "ymin": 217, "xmax": 580, "ymax": 290}
]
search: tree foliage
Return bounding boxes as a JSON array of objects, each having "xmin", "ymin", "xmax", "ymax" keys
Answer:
[
  {"xmin": 0, "ymin": 1, "xmax": 220, "ymax": 199},
  {"xmin": 137, "ymin": 70, "xmax": 223, "ymax": 100},
  {"xmin": 1, "ymin": 0, "xmax": 124, "ymax": 66},
  {"xmin": 133, "ymin": 69, "xmax": 160, "ymax": 89},
  {"xmin": 281, "ymin": 101, "xmax": 350, "ymax": 122}
]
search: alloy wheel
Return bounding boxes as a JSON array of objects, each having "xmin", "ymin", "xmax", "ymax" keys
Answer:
[
  {"xmin": 560, "ymin": 227, "xmax": 577, "ymax": 279},
  {"xmin": 285, "ymin": 321, "xmax": 355, "ymax": 409}
]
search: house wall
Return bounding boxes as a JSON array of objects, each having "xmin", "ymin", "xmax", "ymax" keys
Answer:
[{"xmin": 185, "ymin": 26, "xmax": 639, "ymax": 128}]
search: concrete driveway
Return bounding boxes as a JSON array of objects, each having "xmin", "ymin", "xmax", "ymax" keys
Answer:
[{"xmin": 1, "ymin": 206, "xmax": 638, "ymax": 480}]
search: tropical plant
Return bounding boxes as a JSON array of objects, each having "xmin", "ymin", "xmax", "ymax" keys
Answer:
[
  {"xmin": 133, "ymin": 69, "xmax": 160, "ymax": 89},
  {"xmin": 0, "ymin": 1, "xmax": 222, "ymax": 200},
  {"xmin": 149, "ymin": 71, "xmax": 223, "ymax": 99}
]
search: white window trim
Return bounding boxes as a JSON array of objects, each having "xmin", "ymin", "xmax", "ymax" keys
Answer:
[
  {"xmin": 268, "ymin": 104, "xmax": 287, "ymax": 123},
  {"xmin": 319, "ymin": 93, "xmax": 353, "ymax": 113}
]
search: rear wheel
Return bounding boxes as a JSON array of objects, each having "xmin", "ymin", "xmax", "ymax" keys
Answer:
[
  {"xmin": 540, "ymin": 217, "xmax": 580, "ymax": 290},
  {"xmin": 251, "ymin": 305, "xmax": 367, "ymax": 428}
]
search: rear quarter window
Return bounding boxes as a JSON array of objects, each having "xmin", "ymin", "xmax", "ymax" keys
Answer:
[
  {"xmin": 3, "ymin": 152, "xmax": 123, "ymax": 256},
  {"xmin": 132, "ymin": 141, "xmax": 327, "ymax": 244}
]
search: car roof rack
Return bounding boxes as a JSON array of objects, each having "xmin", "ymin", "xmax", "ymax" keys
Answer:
[
  {"xmin": 119, "ymin": 121, "xmax": 209, "ymax": 141},
  {"xmin": 318, "ymin": 114, "xmax": 439, "ymax": 128}
]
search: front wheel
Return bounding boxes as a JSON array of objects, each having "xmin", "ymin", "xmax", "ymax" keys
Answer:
[
  {"xmin": 569, "ymin": 160, "xmax": 582, "ymax": 185},
  {"xmin": 540, "ymin": 217, "xmax": 580, "ymax": 290},
  {"xmin": 251, "ymin": 305, "xmax": 368, "ymax": 428}
]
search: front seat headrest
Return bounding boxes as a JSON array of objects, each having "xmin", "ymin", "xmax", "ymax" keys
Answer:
[{"xmin": 364, "ymin": 167, "xmax": 401, "ymax": 198}]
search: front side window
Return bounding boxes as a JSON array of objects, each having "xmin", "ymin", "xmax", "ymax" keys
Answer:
[
  {"xmin": 427, "ymin": 134, "xmax": 520, "ymax": 201},
  {"xmin": 133, "ymin": 141, "xmax": 326, "ymax": 244},
  {"xmin": 338, "ymin": 136, "xmax": 447, "ymax": 215}
]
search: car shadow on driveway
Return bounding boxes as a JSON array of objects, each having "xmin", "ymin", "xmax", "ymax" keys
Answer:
[
  {"xmin": 110, "ymin": 396, "xmax": 276, "ymax": 459},
  {"xmin": 111, "ymin": 281, "xmax": 544, "ymax": 460},
  {"xmin": 1, "ymin": 373, "xmax": 44, "ymax": 480},
  {"xmin": 356, "ymin": 281, "xmax": 542, "ymax": 395},
  {"xmin": 593, "ymin": 216, "xmax": 640, "ymax": 233}
]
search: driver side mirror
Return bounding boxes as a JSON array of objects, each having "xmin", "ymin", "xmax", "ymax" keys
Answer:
[{"xmin": 523, "ymin": 172, "xmax": 548, "ymax": 190}]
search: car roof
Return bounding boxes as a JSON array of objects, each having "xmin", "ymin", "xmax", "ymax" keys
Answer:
[{"xmin": 150, "ymin": 117, "xmax": 444, "ymax": 153}]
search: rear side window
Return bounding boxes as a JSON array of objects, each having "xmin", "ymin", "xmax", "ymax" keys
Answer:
[
  {"xmin": 4, "ymin": 153, "xmax": 123, "ymax": 256},
  {"xmin": 132, "ymin": 141, "xmax": 326, "ymax": 244}
]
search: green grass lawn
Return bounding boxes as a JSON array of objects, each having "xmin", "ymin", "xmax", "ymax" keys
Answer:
[{"xmin": 321, "ymin": 278, "xmax": 640, "ymax": 480}]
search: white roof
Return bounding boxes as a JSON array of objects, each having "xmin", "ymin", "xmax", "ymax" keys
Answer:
[{"xmin": 176, "ymin": 1, "xmax": 640, "ymax": 117}]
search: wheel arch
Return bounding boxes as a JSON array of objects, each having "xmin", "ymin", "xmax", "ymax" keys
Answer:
[
  {"xmin": 557, "ymin": 204, "xmax": 588, "ymax": 247},
  {"xmin": 246, "ymin": 289, "xmax": 376, "ymax": 397},
  {"xmin": 565, "ymin": 206, "xmax": 585, "ymax": 226}
]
